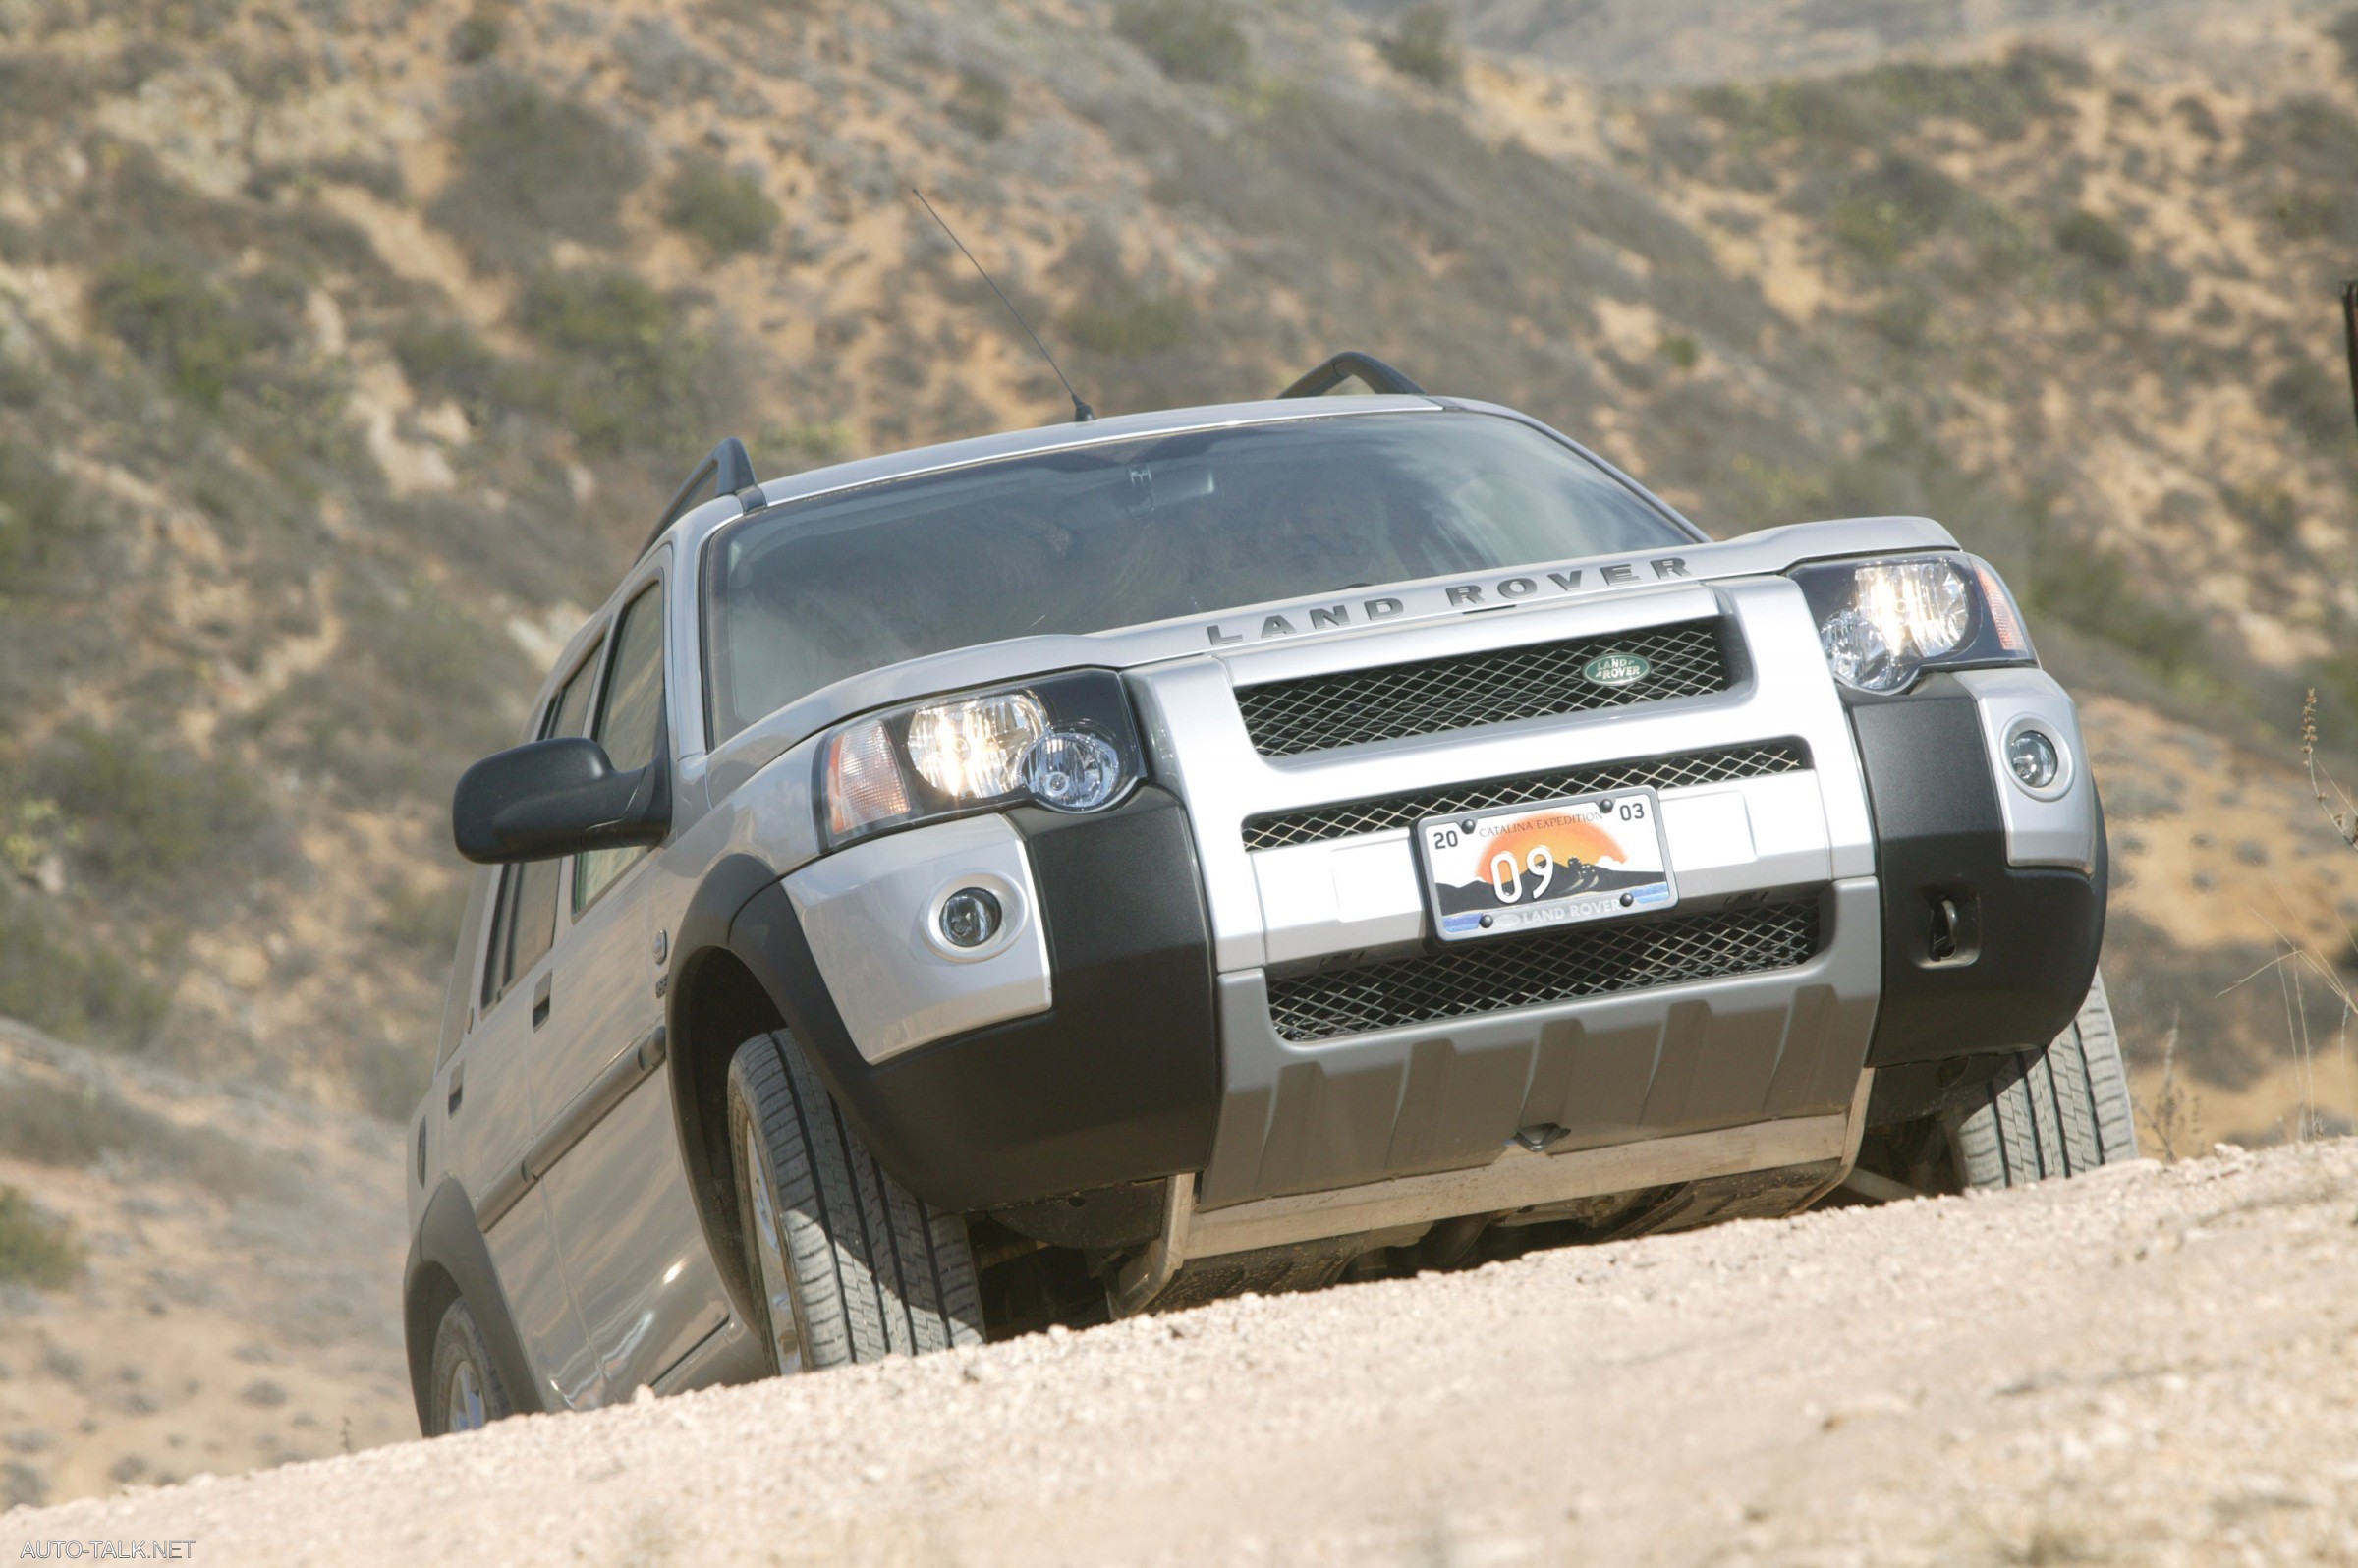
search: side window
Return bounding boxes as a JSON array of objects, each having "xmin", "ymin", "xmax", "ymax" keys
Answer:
[
  {"xmin": 504, "ymin": 858, "xmax": 565, "ymax": 985},
  {"xmin": 548, "ymin": 640, "xmax": 603, "ymax": 742},
  {"xmin": 477, "ymin": 640, "xmax": 605, "ymax": 1011},
  {"xmin": 478, "ymin": 867, "xmax": 514, "ymax": 1012},
  {"xmin": 575, "ymin": 585, "xmax": 666, "ymax": 914}
]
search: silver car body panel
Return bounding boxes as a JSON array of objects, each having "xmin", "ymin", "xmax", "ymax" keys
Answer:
[
  {"xmin": 1955, "ymin": 666, "xmax": 2100, "ymax": 872},
  {"xmin": 1186, "ymin": 1095, "xmax": 1858, "ymax": 1260},
  {"xmin": 1199, "ymin": 880, "xmax": 1880, "ymax": 1206},
  {"xmin": 649, "ymin": 1316, "xmax": 766, "ymax": 1396},
  {"xmin": 485, "ymin": 1186, "xmax": 602, "ymax": 1412},
  {"xmin": 785, "ymin": 813, "xmax": 1053, "ymax": 1065}
]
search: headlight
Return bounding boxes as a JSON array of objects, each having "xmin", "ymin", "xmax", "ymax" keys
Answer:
[
  {"xmin": 818, "ymin": 671, "xmax": 1146, "ymax": 848},
  {"xmin": 1789, "ymin": 554, "xmax": 2034, "ymax": 694},
  {"xmin": 907, "ymin": 693, "xmax": 1045, "ymax": 798}
]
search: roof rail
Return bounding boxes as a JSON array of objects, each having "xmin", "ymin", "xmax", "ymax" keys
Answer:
[
  {"xmin": 1276, "ymin": 351, "xmax": 1427, "ymax": 401},
  {"xmin": 639, "ymin": 436, "xmax": 762, "ymax": 559}
]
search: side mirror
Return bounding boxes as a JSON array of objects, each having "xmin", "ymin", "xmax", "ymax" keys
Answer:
[{"xmin": 452, "ymin": 737, "xmax": 671, "ymax": 865}]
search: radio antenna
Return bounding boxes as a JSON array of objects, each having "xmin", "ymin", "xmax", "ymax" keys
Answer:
[{"xmin": 912, "ymin": 189, "xmax": 1095, "ymax": 423}]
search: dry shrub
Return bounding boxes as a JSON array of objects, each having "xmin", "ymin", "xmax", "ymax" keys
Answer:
[
  {"xmin": 0, "ymin": 1070, "xmax": 287, "ymax": 1200},
  {"xmin": 515, "ymin": 266, "xmax": 717, "ymax": 456},
  {"xmin": 1379, "ymin": 5, "xmax": 1461, "ymax": 89},
  {"xmin": 36, "ymin": 725, "xmax": 265, "ymax": 889},
  {"xmin": 428, "ymin": 73, "xmax": 646, "ymax": 272},
  {"xmin": 947, "ymin": 67, "xmax": 1012, "ymax": 140},
  {"xmin": 0, "ymin": 439, "xmax": 76, "ymax": 593},
  {"xmin": 0, "ymin": 897, "xmax": 169, "ymax": 1047},
  {"xmin": 661, "ymin": 154, "xmax": 780, "ymax": 258},
  {"xmin": 0, "ymin": 1186, "xmax": 79, "ymax": 1290},
  {"xmin": 90, "ymin": 258, "xmax": 252, "ymax": 410},
  {"xmin": 2055, "ymin": 208, "xmax": 2132, "ymax": 269},
  {"xmin": 1115, "ymin": 0, "xmax": 1249, "ymax": 84}
]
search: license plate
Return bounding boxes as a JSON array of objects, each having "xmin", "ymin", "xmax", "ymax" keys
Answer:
[{"xmin": 1416, "ymin": 789, "xmax": 1677, "ymax": 942}]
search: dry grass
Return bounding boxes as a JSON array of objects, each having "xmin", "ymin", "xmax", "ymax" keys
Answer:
[
  {"xmin": 2136, "ymin": 1011, "xmax": 2201, "ymax": 1162},
  {"xmin": 2218, "ymin": 692, "xmax": 2358, "ymax": 1141}
]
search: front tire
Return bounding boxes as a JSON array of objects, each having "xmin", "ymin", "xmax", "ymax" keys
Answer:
[
  {"xmin": 1943, "ymin": 970, "xmax": 2140, "ymax": 1188},
  {"xmin": 726, "ymin": 1031, "xmax": 983, "ymax": 1373},
  {"xmin": 425, "ymin": 1298, "xmax": 513, "ymax": 1436}
]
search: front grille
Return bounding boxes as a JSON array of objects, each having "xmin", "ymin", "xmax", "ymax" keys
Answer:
[
  {"xmin": 1241, "ymin": 742, "xmax": 1807, "ymax": 851},
  {"xmin": 1235, "ymin": 619, "xmax": 1729, "ymax": 757},
  {"xmin": 1263, "ymin": 896, "xmax": 1821, "ymax": 1042}
]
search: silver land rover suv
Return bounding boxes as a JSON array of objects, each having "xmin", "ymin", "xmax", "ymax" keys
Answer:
[{"xmin": 404, "ymin": 355, "xmax": 2132, "ymax": 1436}]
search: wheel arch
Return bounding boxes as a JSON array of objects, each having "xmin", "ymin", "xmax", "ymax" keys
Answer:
[
  {"xmin": 403, "ymin": 1178, "xmax": 545, "ymax": 1429},
  {"xmin": 664, "ymin": 853, "xmax": 793, "ymax": 1332}
]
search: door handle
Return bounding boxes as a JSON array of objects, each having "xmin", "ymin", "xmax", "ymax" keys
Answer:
[
  {"xmin": 533, "ymin": 972, "xmax": 552, "ymax": 1030},
  {"xmin": 446, "ymin": 1063, "xmax": 464, "ymax": 1116}
]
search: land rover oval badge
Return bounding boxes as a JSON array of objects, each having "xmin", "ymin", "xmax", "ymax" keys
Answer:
[{"xmin": 1583, "ymin": 652, "xmax": 1652, "ymax": 688}]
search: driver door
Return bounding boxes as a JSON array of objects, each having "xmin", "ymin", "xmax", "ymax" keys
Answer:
[
  {"xmin": 533, "ymin": 573, "xmax": 734, "ymax": 1400},
  {"xmin": 443, "ymin": 645, "xmax": 608, "ymax": 1412}
]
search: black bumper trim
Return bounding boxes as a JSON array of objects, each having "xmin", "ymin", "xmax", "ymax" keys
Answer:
[
  {"xmin": 1851, "ymin": 677, "xmax": 2106, "ymax": 1069},
  {"xmin": 730, "ymin": 787, "xmax": 1222, "ymax": 1213}
]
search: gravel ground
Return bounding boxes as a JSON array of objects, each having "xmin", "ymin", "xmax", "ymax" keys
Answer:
[{"xmin": 7, "ymin": 1140, "xmax": 2357, "ymax": 1566}]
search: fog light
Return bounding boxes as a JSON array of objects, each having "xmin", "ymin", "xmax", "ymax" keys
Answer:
[
  {"xmin": 2007, "ymin": 728, "xmax": 2060, "ymax": 790},
  {"xmin": 938, "ymin": 887, "xmax": 1002, "ymax": 949}
]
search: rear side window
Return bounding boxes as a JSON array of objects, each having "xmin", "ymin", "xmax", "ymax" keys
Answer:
[
  {"xmin": 479, "ymin": 867, "xmax": 512, "ymax": 1012},
  {"xmin": 575, "ymin": 584, "xmax": 665, "ymax": 913},
  {"xmin": 478, "ymin": 639, "xmax": 605, "ymax": 1010},
  {"xmin": 549, "ymin": 642, "xmax": 602, "ymax": 740}
]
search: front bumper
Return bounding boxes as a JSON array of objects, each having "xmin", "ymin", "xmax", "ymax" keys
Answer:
[
  {"xmin": 1850, "ymin": 670, "xmax": 2106, "ymax": 1071},
  {"xmin": 747, "ymin": 787, "xmax": 1223, "ymax": 1214},
  {"xmin": 767, "ymin": 576, "xmax": 2104, "ymax": 1223}
]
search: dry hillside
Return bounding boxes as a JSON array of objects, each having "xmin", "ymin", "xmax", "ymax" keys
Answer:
[
  {"xmin": 0, "ymin": 1019, "xmax": 407, "ymax": 1512},
  {"xmin": 0, "ymin": 0, "xmax": 2352, "ymax": 1119},
  {"xmin": 2, "ymin": 0, "xmax": 2358, "ymax": 1508}
]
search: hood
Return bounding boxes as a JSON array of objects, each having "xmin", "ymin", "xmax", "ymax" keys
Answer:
[{"xmin": 702, "ymin": 513, "xmax": 1958, "ymax": 801}]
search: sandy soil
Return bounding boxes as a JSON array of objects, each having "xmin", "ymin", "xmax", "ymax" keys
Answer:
[
  {"xmin": 0, "ymin": 1024, "xmax": 413, "ymax": 1510},
  {"xmin": 2082, "ymin": 694, "xmax": 2358, "ymax": 1148},
  {"xmin": 8, "ymin": 1139, "xmax": 2353, "ymax": 1566}
]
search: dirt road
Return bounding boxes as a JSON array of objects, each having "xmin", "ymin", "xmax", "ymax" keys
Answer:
[{"xmin": 7, "ymin": 1141, "xmax": 2356, "ymax": 1565}]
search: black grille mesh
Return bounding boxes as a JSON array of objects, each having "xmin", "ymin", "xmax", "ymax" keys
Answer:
[
  {"xmin": 1263, "ymin": 897, "xmax": 1821, "ymax": 1042},
  {"xmin": 1235, "ymin": 620, "xmax": 1728, "ymax": 757},
  {"xmin": 1241, "ymin": 743, "xmax": 1807, "ymax": 851}
]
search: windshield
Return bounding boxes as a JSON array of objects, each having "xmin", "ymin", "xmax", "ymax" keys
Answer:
[{"xmin": 701, "ymin": 411, "xmax": 1690, "ymax": 743}]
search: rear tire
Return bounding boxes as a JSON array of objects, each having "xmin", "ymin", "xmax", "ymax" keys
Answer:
[
  {"xmin": 425, "ymin": 1298, "xmax": 513, "ymax": 1436},
  {"xmin": 726, "ymin": 1030, "xmax": 983, "ymax": 1373},
  {"xmin": 1942, "ymin": 970, "xmax": 2141, "ymax": 1189}
]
